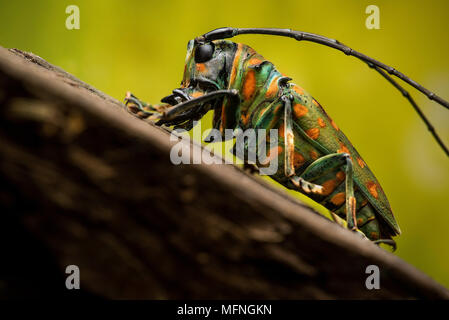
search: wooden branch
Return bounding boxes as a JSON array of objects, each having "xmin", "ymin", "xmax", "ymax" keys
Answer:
[{"xmin": 0, "ymin": 46, "xmax": 447, "ymax": 299}]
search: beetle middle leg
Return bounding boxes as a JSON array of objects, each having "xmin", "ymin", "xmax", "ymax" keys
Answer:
[{"xmin": 281, "ymin": 95, "xmax": 324, "ymax": 195}]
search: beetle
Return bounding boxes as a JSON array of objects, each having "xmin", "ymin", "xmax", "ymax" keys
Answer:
[{"xmin": 124, "ymin": 27, "xmax": 449, "ymax": 250}]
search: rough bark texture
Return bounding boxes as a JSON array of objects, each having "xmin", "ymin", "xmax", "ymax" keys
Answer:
[{"xmin": 0, "ymin": 46, "xmax": 448, "ymax": 299}]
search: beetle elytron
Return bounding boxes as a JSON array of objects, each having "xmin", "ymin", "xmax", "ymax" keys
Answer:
[{"xmin": 124, "ymin": 27, "xmax": 449, "ymax": 250}]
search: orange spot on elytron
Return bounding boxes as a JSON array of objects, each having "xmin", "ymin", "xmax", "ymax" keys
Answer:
[
  {"xmin": 336, "ymin": 171, "xmax": 346, "ymax": 181},
  {"xmin": 191, "ymin": 91, "xmax": 204, "ymax": 98},
  {"xmin": 331, "ymin": 119, "xmax": 339, "ymax": 131},
  {"xmin": 229, "ymin": 43, "xmax": 243, "ymax": 86},
  {"xmin": 265, "ymin": 76, "xmax": 280, "ymax": 98},
  {"xmin": 293, "ymin": 152, "xmax": 305, "ymax": 167},
  {"xmin": 370, "ymin": 232, "xmax": 379, "ymax": 240},
  {"xmin": 357, "ymin": 158, "xmax": 366, "ymax": 168},
  {"xmin": 293, "ymin": 85, "xmax": 304, "ymax": 95},
  {"xmin": 317, "ymin": 117, "xmax": 326, "ymax": 128},
  {"xmin": 338, "ymin": 142, "xmax": 350, "ymax": 155},
  {"xmin": 293, "ymin": 104, "xmax": 308, "ymax": 118},
  {"xmin": 309, "ymin": 150, "xmax": 319, "ymax": 160},
  {"xmin": 330, "ymin": 192, "xmax": 346, "ymax": 206},
  {"xmin": 306, "ymin": 128, "xmax": 320, "ymax": 140},
  {"xmin": 361, "ymin": 199, "xmax": 369, "ymax": 207},
  {"xmin": 357, "ymin": 218, "xmax": 364, "ymax": 225},
  {"xmin": 242, "ymin": 69, "xmax": 256, "ymax": 101},
  {"xmin": 196, "ymin": 63, "xmax": 207, "ymax": 73},
  {"xmin": 366, "ymin": 181, "xmax": 379, "ymax": 199},
  {"xmin": 321, "ymin": 179, "xmax": 339, "ymax": 196}
]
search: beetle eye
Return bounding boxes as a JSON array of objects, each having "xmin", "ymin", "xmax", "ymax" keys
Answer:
[{"xmin": 194, "ymin": 43, "xmax": 214, "ymax": 63}]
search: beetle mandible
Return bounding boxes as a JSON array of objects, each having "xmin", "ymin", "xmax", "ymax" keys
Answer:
[{"xmin": 124, "ymin": 27, "xmax": 449, "ymax": 250}]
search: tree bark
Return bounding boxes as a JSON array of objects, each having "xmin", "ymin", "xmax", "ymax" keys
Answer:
[{"xmin": 0, "ymin": 46, "xmax": 447, "ymax": 299}]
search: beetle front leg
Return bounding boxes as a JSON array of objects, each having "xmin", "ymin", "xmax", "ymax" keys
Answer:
[
  {"xmin": 124, "ymin": 92, "xmax": 169, "ymax": 119},
  {"xmin": 161, "ymin": 89, "xmax": 239, "ymax": 121}
]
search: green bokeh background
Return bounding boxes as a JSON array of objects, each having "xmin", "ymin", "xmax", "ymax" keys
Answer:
[{"xmin": 1, "ymin": 0, "xmax": 448, "ymax": 288}]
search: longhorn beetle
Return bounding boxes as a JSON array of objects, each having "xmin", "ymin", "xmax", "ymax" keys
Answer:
[{"xmin": 124, "ymin": 27, "xmax": 449, "ymax": 250}]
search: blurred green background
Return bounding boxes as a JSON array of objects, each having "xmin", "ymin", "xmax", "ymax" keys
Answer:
[{"xmin": 1, "ymin": 0, "xmax": 448, "ymax": 288}]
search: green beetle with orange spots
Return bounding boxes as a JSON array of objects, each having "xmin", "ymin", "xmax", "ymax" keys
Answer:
[{"xmin": 124, "ymin": 27, "xmax": 449, "ymax": 250}]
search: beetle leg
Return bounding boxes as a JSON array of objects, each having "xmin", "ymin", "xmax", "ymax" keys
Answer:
[
  {"xmin": 331, "ymin": 212, "xmax": 397, "ymax": 249},
  {"xmin": 341, "ymin": 153, "xmax": 358, "ymax": 231},
  {"xmin": 292, "ymin": 153, "xmax": 359, "ymax": 231},
  {"xmin": 329, "ymin": 210, "xmax": 369, "ymax": 240},
  {"xmin": 124, "ymin": 92, "xmax": 166, "ymax": 119},
  {"xmin": 329, "ymin": 210, "xmax": 346, "ymax": 227},
  {"xmin": 290, "ymin": 176, "xmax": 324, "ymax": 194},
  {"xmin": 161, "ymin": 90, "xmax": 239, "ymax": 121},
  {"xmin": 124, "ymin": 92, "xmax": 147, "ymax": 113},
  {"xmin": 282, "ymin": 95, "xmax": 295, "ymax": 177},
  {"xmin": 281, "ymin": 95, "xmax": 324, "ymax": 194},
  {"xmin": 324, "ymin": 152, "xmax": 358, "ymax": 231}
]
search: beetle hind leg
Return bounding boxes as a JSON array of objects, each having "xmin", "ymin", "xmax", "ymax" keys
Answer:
[
  {"xmin": 290, "ymin": 176, "xmax": 324, "ymax": 194},
  {"xmin": 292, "ymin": 153, "xmax": 366, "ymax": 235}
]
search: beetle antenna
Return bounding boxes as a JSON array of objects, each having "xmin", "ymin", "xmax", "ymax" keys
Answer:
[
  {"xmin": 368, "ymin": 63, "xmax": 449, "ymax": 157},
  {"xmin": 198, "ymin": 27, "xmax": 449, "ymax": 157}
]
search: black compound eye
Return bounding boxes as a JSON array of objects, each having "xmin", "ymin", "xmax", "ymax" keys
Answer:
[{"xmin": 194, "ymin": 43, "xmax": 214, "ymax": 63}]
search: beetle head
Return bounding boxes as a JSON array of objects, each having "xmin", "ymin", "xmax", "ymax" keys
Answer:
[{"xmin": 179, "ymin": 39, "xmax": 237, "ymax": 97}]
